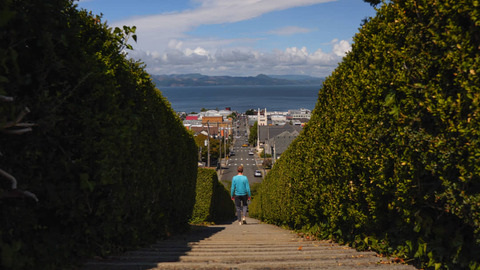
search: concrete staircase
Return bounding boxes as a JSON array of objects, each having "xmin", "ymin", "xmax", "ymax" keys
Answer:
[{"xmin": 82, "ymin": 217, "xmax": 416, "ymax": 269}]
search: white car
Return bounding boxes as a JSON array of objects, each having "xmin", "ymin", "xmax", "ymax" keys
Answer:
[
  {"xmin": 248, "ymin": 151, "xmax": 254, "ymax": 155},
  {"xmin": 254, "ymin": 170, "xmax": 262, "ymax": 177}
]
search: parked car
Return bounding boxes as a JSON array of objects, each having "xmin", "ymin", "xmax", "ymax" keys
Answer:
[
  {"xmin": 254, "ymin": 170, "xmax": 262, "ymax": 177},
  {"xmin": 242, "ymin": 144, "xmax": 249, "ymax": 147},
  {"xmin": 229, "ymin": 151, "xmax": 235, "ymax": 156},
  {"xmin": 248, "ymin": 151, "xmax": 254, "ymax": 155}
]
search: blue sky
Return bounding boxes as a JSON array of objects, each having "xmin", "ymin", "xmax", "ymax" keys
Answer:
[{"xmin": 76, "ymin": 0, "xmax": 377, "ymax": 77}]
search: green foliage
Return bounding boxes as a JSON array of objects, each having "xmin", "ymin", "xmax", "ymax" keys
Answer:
[
  {"xmin": 211, "ymin": 175, "xmax": 236, "ymax": 223},
  {"xmin": 0, "ymin": 1, "xmax": 197, "ymax": 269},
  {"xmin": 262, "ymin": 158, "xmax": 272, "ymax": 169},
  {"xmin": 249, "ymin": 121, "xmax": 258, "ymax": 145},
  {"xmin": 193, "ymin": 133, "xmax": 229, "ymax": 163},
  {"xmin": 249, "ymin": 182, "xmax": 262, "ymax": 198},
  {"xmin": 191, "ymin": 168, "xmax": 235, "ymax": 224},
  {"xmin": 251, "ymin": 0, "xmax": 480, "ymax": 269},
  {"xmin": 245, "ymin": 109, "xmax": 256, "ymax": 115},
  {"xmin": 191, "ymin": 168, "xmax": 215, "ymax": 223},
  {"xmin": 363, "ymin": 0, "xmax": 381, "ymax": 6},
  {"xmin": 260, "ymin": 151, "xmax": 272, "ymax": 158}
]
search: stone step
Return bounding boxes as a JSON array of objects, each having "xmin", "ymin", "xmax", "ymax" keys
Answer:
[
  {"xmin": 147, "ymin": 243, "xmax": 344, "ymax": 249},
  {"xmin": 124, "ymin": 248, "xmax": 365, "ymax": 256},
  {"xmin": 85, "ymin": 258, "xmax": 413, "ymax": 270},
  {"xmin": 107, "ymin": 251, "xmax": 378, "ymax": 261},
  {"xmin": 81, "ymin": 217, "xmax": 416, "ymax": 270}
]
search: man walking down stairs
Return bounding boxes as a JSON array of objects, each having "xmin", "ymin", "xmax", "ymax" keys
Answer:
[{"xmin": 230, "ymin": 165, "xmax": 251, "ymax": 226}]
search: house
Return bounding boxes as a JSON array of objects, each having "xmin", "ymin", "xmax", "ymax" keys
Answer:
[
  {"xmin": 288, "ymin": 108, "xmax": 311, "ymax": 121},
  {"xmin": 189, "ymin": 125, "xmax": 219, "ymax": 137},
  {"xmin": 202, "ymin": 116, "xmax": 223, "ymax": 125},
  {"xmin": 185, "ymin": 115, "xmax": 199, "ymax": 121},
  {"xmin": 258, "ymin": 125, "xmax": 303, "ymax": 146},
  {"xmin": 264, "ymin": 130, "xmax": 300, "ymax": 159},
  {"xmin": 271, "ymin": 114, "xmax": 287, "ymax": 125},
  {"xmin": 247, "ymin": 115, "xmax": 258, "ymax": 126},
  {"xmin": 218, "ymin": 110, "xmax": 233, "ymax": 117}
]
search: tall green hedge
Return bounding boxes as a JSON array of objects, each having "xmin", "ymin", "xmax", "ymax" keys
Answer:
[
  {"xmin": 251, "ymin": 1, "xmax": 480, "ymax": 269},
  {"xmin": 0, "ymin": 1, "xmax": 197, "ymax": 269},
  {"xmin": 191, "ymin": 168, "xmax": 235, "ymax": 224}
]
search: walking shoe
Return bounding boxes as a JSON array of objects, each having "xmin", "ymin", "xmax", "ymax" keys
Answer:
[
  {"xmin": 242, "ymin": 217, "xmax": 247, "ymax": 224},
  {"xmin": 238, "ymin": 221, "xmax": 242, "ymax": 225}
]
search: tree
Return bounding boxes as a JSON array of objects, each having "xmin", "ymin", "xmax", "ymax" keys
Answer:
[
  {"xmin": 0, "ymin": 98, "xmax": 38, "ymax": 203},
  {"xmin": 363, "ymin": 0, "xmax": 380, "ymax": 6},
  {"xmin": 193, "ymin": 133, "xmax": 220, "ymax": 163},
  {"xmin": 245, "ymin": 109, "xmax": 256, "ymax": 115},
  {"xmin": 251, "ymin": 1, "xmax": 480, "ymax": 268},
  {"xmin": 249, "ymin": 121, "xmax": 258, "ymax": 146},
  {"xmin": 0, "ymin": 1, "xmax": 197, "ymax": 268},
  {"xmin": 262, "ymin": 158, "xmax": 272, "ymax": 169}
]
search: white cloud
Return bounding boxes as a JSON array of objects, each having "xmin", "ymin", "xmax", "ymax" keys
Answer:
[
  {"xmin": 130, "ymin": 39, "xmax": 348, "ymax": 77},
  {"xmin": 332, "ymin": 39, "xmax": 351, "ymax": 57},
  {"xmin": 168, "ymin": 40, "xmax": 183, "ymax": 50},
  {"xmin": 269, "ymin": 26, "xmax": 315, "ymax": 36},
  {"xmin": 185, "ymin": 47, "xmax": 209, "ymax": 56},
  {"xmin": 215, "ymin": 49, "xmax": 258, "ymax": 63},
  {"xmin": 112, "ymin": 0, "xmax": 348, "ymax": 77},
  {"xmin": 114, "ymin": 0, "xmax": 334, "ymax": 52}
]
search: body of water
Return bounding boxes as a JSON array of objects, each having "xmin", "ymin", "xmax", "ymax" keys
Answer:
[{"xmin": 159, "ymin": 85, "xmax": 321, "ymax": 113}]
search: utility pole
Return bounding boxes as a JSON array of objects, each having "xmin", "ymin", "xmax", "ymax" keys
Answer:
[
  {"xmin": 219, "ymin": 127, "xmax": 222, "ymax": 170},
  {"xmin": 224, "ymin": 128, "xmax": 227, "ymax": 162},
  {"xmin": 257, "ymin": 108, "xmax": 260, "ymax": 151},
  {"xmin": 207, "ymin": 121, "xmax": 210, "ymax": 168},
  {"xmin": 272, "ymin": 143, "xmax": 275, "ymax": 164}
]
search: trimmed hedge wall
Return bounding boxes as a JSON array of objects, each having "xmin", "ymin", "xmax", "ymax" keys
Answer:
[
  {"xmin": 0, "ymin": 1, "xmax": 197, "ymax": 269},
  {"xmin": 191, "ymin": 168, "xmax": 235, "ymax": 224},
  {"xmin": 250, "ymin": 1, "xmax": 480, "ymax": 269}
]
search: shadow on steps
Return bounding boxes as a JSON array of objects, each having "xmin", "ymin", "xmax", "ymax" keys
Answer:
[{"xmin": 82, "ymin": 225, "xmax": 227, "ymax": 270}]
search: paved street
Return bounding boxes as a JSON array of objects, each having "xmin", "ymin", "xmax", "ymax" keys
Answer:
[{"xmin": 219, "ymin": 116, "xmax": 264, "ymax": 184}]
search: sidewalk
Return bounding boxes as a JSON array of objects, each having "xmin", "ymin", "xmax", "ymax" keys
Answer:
[{"xmin": 82, "ymin": 217, "xmax": 416, "ymax": 269}]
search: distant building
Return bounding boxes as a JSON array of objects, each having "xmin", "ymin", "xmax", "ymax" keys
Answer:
[
  {"xmin": 258, "ymin": 125, "xmax": 302, "ymax": 143},
  {"xmin": 258, "ymin": 108, "xmax": 268, "ymax": 126},
  {"xmin": 247, "ymin": 115, "xmax": 258, "ymax": 126},
  {"xmin": 189, "ymin": 125, "xmax": 219, "ymax": 137},
  {"xmin": 288, "ymin": 108, "xmax": 311, "ymax": 121},
  {"xmin": 186, "ymin": 115, "xmax": 199, "ymax": 121},
  {"xmin": 258, "ymin": 124, "xmax": 303, "ymax": 155},
  {"xmin": 265, "ymin": 130, "xmax": 300, "ymax": 159},
  {"xmin": 218, "ymin": 110, "xmax": 232, "ymax": 117},
  {"xmin": 271, "ymin": 114, "xmax": 287, "ymax": 125},
  {"xmin": 184, "ymin": 108, "xmax": 306, "ymax": 154},
  {"xmin": 204, "ymin": 110, "xmax": 221, "ymax": 116},
  {"xmin": 182, "ymin": 112, "xmax": 232, "ymax": 140},
  {"xmin": 183, "ymin": 119, "xmax": 202, "ymax": 126},
  {"xmin": 202, "ymin": 116, "xmax": 223, "ymax": 125}
]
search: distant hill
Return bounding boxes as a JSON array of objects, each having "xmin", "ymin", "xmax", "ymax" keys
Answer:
[{"xmin": 151, "ymin": 73, "xmax": 324, "ymax": 87}]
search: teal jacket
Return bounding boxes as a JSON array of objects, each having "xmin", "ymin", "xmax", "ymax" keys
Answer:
[{"xmin": 231, "ymin": 174, "xmax": 251, "ymax": 197}]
